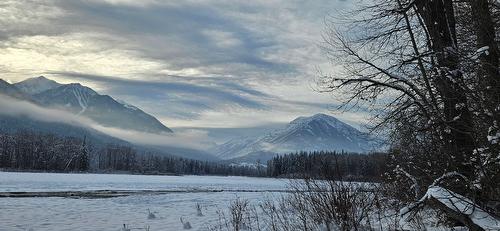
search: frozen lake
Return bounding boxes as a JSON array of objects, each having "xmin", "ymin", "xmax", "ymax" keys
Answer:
[
  {"xmin": 0, "ymin": 172, "xmax": 289, "ymax": 231},
  {"xmin": 0, "ymin": 172, "xmax": 288, "ymax": 192}
]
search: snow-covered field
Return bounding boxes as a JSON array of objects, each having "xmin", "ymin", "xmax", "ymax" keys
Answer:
[{"xmin": 0, "ymin": 172, "xmax": 288, "ymax": 231}]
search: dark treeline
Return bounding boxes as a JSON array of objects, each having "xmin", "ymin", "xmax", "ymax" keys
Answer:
[
  {"xmin": 95, "ymin": 145, "xmax": 261, "ymax": 176},
  {"xmin": 0, "ymin": 131, "xmax": 89, "ymax": 172},
  {"xmin": 0, "ymin": 131, "xmax": 260, "ymax": 176},
  {"xmin": 266, "ymin": 151, "xmax": 387, "ymax": 181}
]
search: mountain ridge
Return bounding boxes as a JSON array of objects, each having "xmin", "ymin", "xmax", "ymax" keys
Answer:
[
  {"xmin": 13, "ymin": 76, "xmax": 173, "ymax": 134},
  {"xmin": 0, "ymin": 79, "xmax": 216, "ymax": 161},
  {"xmin": 0, "ymin": 79, "xmax": 30, "ymax": 100},
  {"xmin": 14, "ymin": 76, "xmax": 62, "ymax": 95},
  {"xmin": 213, "ymin": 113, "xmax": 379, "ymax": 161}
]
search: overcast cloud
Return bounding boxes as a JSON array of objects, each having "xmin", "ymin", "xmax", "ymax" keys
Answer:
[{"xmin": 0, "ymin": 0, "xmax": 363, "ymax": 132}]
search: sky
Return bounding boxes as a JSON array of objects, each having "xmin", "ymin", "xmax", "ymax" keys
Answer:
[{"xmin": 0, "ymin": 0, "xmax": 366, "ymax": 136}]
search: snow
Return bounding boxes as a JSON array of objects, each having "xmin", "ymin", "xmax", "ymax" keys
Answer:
[
  {"xmin": 0, "ymin": 172, "xmax": 288, "ymax": 231},
  {"xmin": 0, "ymin": 172, "xmax": 287, "ymax": 192},
  {"xmin": 117, "ymin": 99, "xmax": 140, "ymax": 111},
  {"xmin": 472, "ymin": 46, "xmax": 490, "ymax": 60},
  {"xmin": 1, "ymin": 172, "xmax": 488, "ymax": 230},
  {"xmin": 419, "ymin": 186, "xmax": 500, "ymax": 230},
  {"xmin": 487, "ymin": 131, "xmax": 500, "ymax": 144},
  {"xmin": 63, "ymin": 84, "xmax": 96, "ymax": 114},
  {"xmin": 429, "ymin": 171, "xmax": 466, "ymax": 188},
  {"xmin": 395, "ymin": 167, "xmax": 420, "ymax": 198},
  {"xmin": 477, "ymin": 46, "xmax": 490, "ymax": 56},
  {"xmin": 229, "ymin": 162, "xmax": 267, "ymax": 168},
  {"xmin": 0, "ymin": 190, "xmax": 278, "ymax": 231}
]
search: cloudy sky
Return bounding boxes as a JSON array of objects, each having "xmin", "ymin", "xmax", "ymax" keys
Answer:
[{"xmin": 0, "ymin": 0, "xmax": 365, "ymax": 136}]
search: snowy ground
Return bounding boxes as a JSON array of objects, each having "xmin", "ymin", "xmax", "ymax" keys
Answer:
[{"xmin": 0, "ymin": 172, "xmax": 288, "ymax": 231}]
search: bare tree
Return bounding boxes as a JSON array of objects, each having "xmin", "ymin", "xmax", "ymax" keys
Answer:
[{"xmin": 320, "ymin": 0, "xmax": 500, "ymax": 211}]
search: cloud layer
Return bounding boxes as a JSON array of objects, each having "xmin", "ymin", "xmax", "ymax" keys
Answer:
[
  {"xmin": 0, "ymin": 0, "xmax": 363, "ymax": 133},
  {"xmin": 0, "ymin": 94, "xmax": 214, "ymax": 150}
]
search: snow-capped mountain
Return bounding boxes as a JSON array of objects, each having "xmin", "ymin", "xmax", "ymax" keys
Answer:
[
  {"xmin": 14, "ymin": 76, "xmax": 62, "ymax": 95},
  {"xmin": 32, "ymin": 82, "xmax": 173, "ymax": 134},
  {"xmin": 213, "ymin": 113, "xmax": 379, "ymax": 161},
  {"xmin": 0, "ymin": 78, "xmax": 216, "ymax": 160},
  {"xmin": 0, "ymin": 79, "xmax": 126, "ymax": 146},
  {"xmin": 3, "ymin": 77, "xmax": 172, "ymax": 134}
]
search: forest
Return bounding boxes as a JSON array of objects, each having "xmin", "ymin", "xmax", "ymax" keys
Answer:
[
  {"xmin": 0, "ymin": 131, "xmax": 261, "ymax": 176},
  {"xmin": 266, "ymin": 151, "xmax": 387, "ymax": 181},
  {"xmin": 0, "ymin": 130, "xmax": 386, "ymax": 180}
]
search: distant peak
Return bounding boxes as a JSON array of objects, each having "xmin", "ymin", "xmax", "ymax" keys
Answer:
[
  {"xmin": 22, "ymin": 76, "xmax": 54, "ymax": 83},
  {"xmin": 310, "ymin": 113, "xmax": 336, "ymax": 120},
  {"xmin": 290, "ymin": 113, "xmax": 338, "ymax": 124},
  {"xmin": 14, "ymin": 76, "xmax": 63, "ymax": 95},
  {"xmin": 34, "ymin": 76, "xmax": 54, "ymax": 82},
  {"xmin": 0, "ymin": 79, "xmax": 14, "ymax": 87}
]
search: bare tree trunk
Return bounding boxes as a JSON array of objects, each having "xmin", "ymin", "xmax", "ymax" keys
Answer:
[
  {"xmin": 470, "ymin": 0, "xmax": 500, "ymax": 141},
  {"xmin": 469, "ymin": 0, "xmax": 500, "ymax": 205},
  {"xmin": 470, "ymin": 0, "xmax": 500, "ymax": 110},
  {"xmin": 427, "ymin": 198, "xmax": 485, "ymax": 231},
  {"xmin": 415, "ymin": 0, "xmax": 475, "ymax": 177}
]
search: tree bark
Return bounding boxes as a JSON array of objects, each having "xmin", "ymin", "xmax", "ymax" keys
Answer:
[
  {"xmin": 414, "ymin": 0, "xmax": 475, "ymax": 176},
  {"xmin": 469, "ymin": 0, "xmax": 500, "ymax": 205},
  {"xmin": 471, "ymin": 0, "xmax": 500, "ymax": 104},
  {"xmin": 470, "ymin": 0, "xmax": 500, "ymax": 141}
]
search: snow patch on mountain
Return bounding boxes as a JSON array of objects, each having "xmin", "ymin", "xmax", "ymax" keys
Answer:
[
  {"xmin": 67, "ymin": 84, "xmax": 97, "ymax": 114},
  {"xmin": 35, "ymin": 83, "xmax": 97, "ymax": 114},
  {"xmin": 117, "ymin": 99, "xmax": 139, "ymax": 111}
]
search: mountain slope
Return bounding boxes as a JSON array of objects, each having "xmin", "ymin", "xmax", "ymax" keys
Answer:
[
  {"xmin": 213, "ymin": 114, "xmax": 379, "ymax": 160},
  {"xmin": 0, "ymin": 78, "xmax": 216, "ymax": 160},
  {"xmin": 0, "ymin": 113, "xmax": 217, "ymax": 161},
  {"xmin": 33, "ymin": 83, "xmax": 98, "ymax": 114},
  {"xmin": 14, "ymin": 76, "xmax": 62, "ymax": 95},
  {"xmin": 32, "ymin": 82, "xmax": 173, "ymax": 134},
  {"xmin": 0, "ymin": 82, "xmax": 126, "ymax": 147},
  {"xmin": 0, "ymin": 114, "xmax": 129, "ymax": 148},
  {"xmin": 0, "ymin": 79, "xmax": 29, "ymax": 100}
]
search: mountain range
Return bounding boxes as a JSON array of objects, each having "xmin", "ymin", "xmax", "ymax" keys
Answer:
[
  {"xmin": 213, "ymin": 113, "xmax": 380, "ymax": 162},
  {"xmin": 9, "ymin": 76, "xmax": 172, "ymax": 134},
  {"xmin": 0, "ymin": 76, "xmax": 221, "ymax": 161},
  {"xmin": 1, "ymin": 76, "xmax": 381, "ymax": 163}
]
